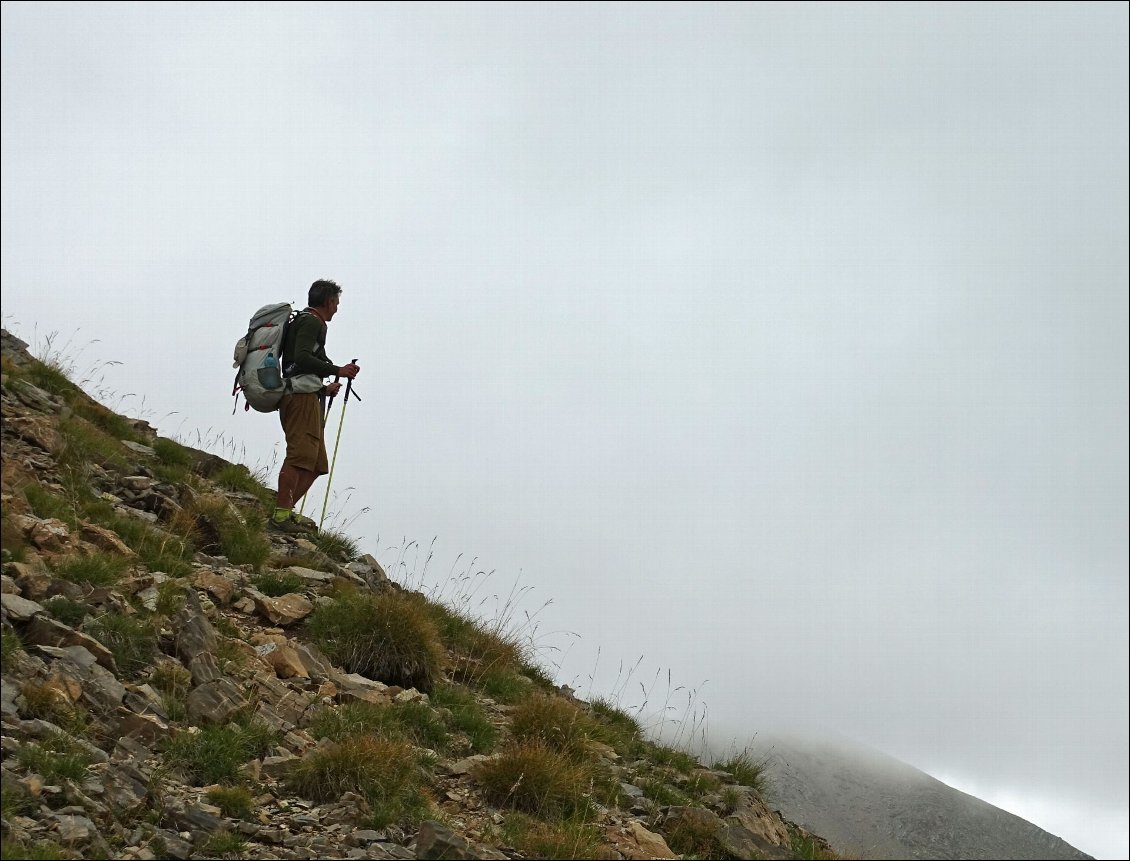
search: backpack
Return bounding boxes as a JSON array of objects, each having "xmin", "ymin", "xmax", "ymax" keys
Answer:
[{"xmin": 231, "ymin": 303, "xmax": 324, "ymax": 413}]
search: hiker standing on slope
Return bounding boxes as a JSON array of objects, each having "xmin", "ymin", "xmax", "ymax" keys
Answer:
[{"xmin": 270, "ymin": 279, "xmax": 360, "ymax": 534}]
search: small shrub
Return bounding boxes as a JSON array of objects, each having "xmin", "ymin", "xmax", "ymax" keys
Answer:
[
  {"xmin": 53, "ymin": 553, "xmax": 130, "ymax": 588},
  {"xmin": 473, "ymin": 740, "xmax": 604, "ymax": 821},
  {"xmin": 250, "ymin": 570, "xmax": 305, "ymax": 597},
  {"xmin": 150, "ymin": 663, "xmax": 192, "ymax": 697},
  {"xmin": 285, "ymin": 736, "xmax": 429, "ymax": 827},
  {"xmin": 428, "ymin": 602, "xmax": 530, "ymax": 686},
  {"xmin": 2, "ymin": 627, "xmax": 25, "ymax": 673},
  {"xmin": 720, "ymin": 785, "xmax": 743, "ymax": 815},
  {"xmin": 24, "ymin": 360, "xmax": 73, "ymax": 396},
  {"xmin": 498, "ymin": 811, "xmax": 603, "ymax": 860},
  {"xmin": 86, "ymin": 613, "xmax": 157, "ymax": 679},
  {"xmin": 213, "ymin": 615, "xmax": 242, "ymax": 639},
  {"xmin": 44, "ymin": 596, "xmax": 90, "ymax": 628},
  {"xmin": 430, "ymin": 684, "xmax": 498, "ymax": 753},
  {"xmin": 207, "ymin": 786, "xmax": 254, "ymax": 819},
  {"xmin": 17, "ymin": 732, "xmax": 93, "ymax": 783},
  {"xmin": 22, "ymin": 483, "xmax": 77, "ymax": 526},
  {"xmin": 306, "ymin": 591, "xmax": 444, "ymax": 692},
  {"xmin": 789, "ymin": 827, "xmax": 839, "ymax": 860}
]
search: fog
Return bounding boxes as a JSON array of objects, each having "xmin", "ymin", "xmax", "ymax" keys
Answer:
[{"xmin": 2, "ymin": 4, "xmax": 1126, "ymax": 857}]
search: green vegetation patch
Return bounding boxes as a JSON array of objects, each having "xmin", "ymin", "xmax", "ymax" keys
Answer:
[
  {"xmin": 53, "ymin": 552, "xmax": 130, "ymax": 588},
  {"xmin": 306, "ymin": 591, "xmax": 445, "ymax": 693},
  {"xmin": 2, "ymin": 627, "xmax": 25, "ymax": 673},
  {"xmin": 206, "ymin": 786, "xmax": 255, "ymax": 819},
  {"xmin": 43, "ymin": 596, "xmax": 90, "ymax": 628},
  {"xmin": 312, "ymin": 527, "xmax": 360, "ymax": 562},
  {"xmin": 17, "ymin": 732, "xmax": 94, "ymax": 784},
  {"xmin": 509, "ymin": 695, "xmax": 607, "ymax": 762},
  {"xmin": 250, "ymin": 570, "xmax": 306, "ymax": 597},
  {"xmin": 497, "ymin": 811, "xmax": 603, "ymax": 860},
  {"xmin": 473, "ymin": 740, "xmax": 606, "ymax": 821},
  {"xmin": 165, "ymin": 718, "xmax": 280, "ymax": 785},
  {"xmin": 198, "ymin": 830, "xmax": 248, "ymax": 859},
  {"xmin": 430, "ymin": 684, "xmax": 498, "ymax": 754},
  {"xmin": 309, "ymin": 700, "xmax": 449, "ymax": 753},
  {"xmin": 285, "ymin": 736, "xmax": 430, "ymax": 828},
  {"xmin": 86, "ymin": 613, "xmax": 157, "ymax": 679},
  {"xmin": 172, "ymin": 495, "xmax": 270, "ymax": 570},
  {"xmin": 587, "ymin": 697, "xmax": 644, "ymax": 757},
  {"xmin": 712, "ymin": 747, "xmax": 769, "ymax": 797},
  {"xmin": 0, "ymin": 839, "xmax": 69, "ymax": 861}
]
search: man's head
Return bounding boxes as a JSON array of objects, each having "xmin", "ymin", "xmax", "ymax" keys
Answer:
[{"xmin": 308, "ymin": 279, "xmax": 343, "ymax": 321}]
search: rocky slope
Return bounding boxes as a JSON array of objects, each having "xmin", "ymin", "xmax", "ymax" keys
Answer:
[
  {"xmin": 0, "ymin": 326, "xmax": 829, "ymax": 861},
  {"xmin": 748, "ymin": 733, "xmax": 1093, "ymax": 860}
]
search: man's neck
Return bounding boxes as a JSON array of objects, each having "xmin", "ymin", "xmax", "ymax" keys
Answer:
[{"xmin": 306, "ymin": 307, "xmax": 328, "ymax": 323}]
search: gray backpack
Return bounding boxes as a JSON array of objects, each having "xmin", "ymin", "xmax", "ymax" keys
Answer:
[{"xmin": 232, "ymin": 303, "xmax": 323, "ymax": 413}]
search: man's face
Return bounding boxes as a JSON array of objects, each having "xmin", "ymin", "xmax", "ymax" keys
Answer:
[{"xmin": 324, "ymin": 294, "xmax": 340, "ymax": 321}]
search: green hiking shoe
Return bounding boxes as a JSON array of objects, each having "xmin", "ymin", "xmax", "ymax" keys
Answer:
[{"xmin": 267, "ymin": 514, "xmax": 309, "ymax": 536}]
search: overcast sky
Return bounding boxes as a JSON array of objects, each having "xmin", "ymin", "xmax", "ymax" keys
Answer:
[{"xmin": 2, "ymin": 3, "xmax": 1126, "ymax": 857}]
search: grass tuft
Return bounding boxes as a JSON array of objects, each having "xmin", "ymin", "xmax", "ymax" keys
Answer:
[
  {"xmin": 2, "ymin": 627, "xmax": 24, "ymax": 673},
  {"xmin": 43, "ymin": 596, "xmax": 90, "ymax": 628},
  {"xmin": 712, "ymin": 746, "xmax": 769, "ymax": 797},
  {"xmin": 250, "ymin": 570, "xmax": 305, "ymax": 597},
  {"xmin": 53, "ymin": 552, "xmax": 131, "ymax": 588},
  {"xmin": 430, "ymin": 684, "xmax": 498, "ymax": 753},
  {"xmin": 86, "ymin": 613, "xmax": 157, "ymax": 679},
  {"xmin": 198, "ymin": 830, "xmax": 248, "ymax": 859},
  {"xmin": 473, "ymin": 740, "xmax": 605, "ymax": 821},
  {"xmin": 312, "ymin": 527, "xmax": 360, "ymax": 562},
  {"xmin": 497, "ymin": 811, "xmax": 603, "ymax": 860},
  {"xmin": 207, "ymin": 786, "xmax": 255, "ymax": 819},
  {"xmin": 306, "ymin": 591, "xmax": 445, "ymax": 693},
  {"xmin": 309, "ymin": 700, "xmax": 449, "ymax": 753},
  {"xmin": 285, "ymin": 735, "xmax": 430, "ymax": 827},
  {"xmin": 17, "ymin": 732, "xmax": 94, "ymax": 784},
  {"xmin": 164, "ymin": 719, "xmax": 279, "ymax": 785}
]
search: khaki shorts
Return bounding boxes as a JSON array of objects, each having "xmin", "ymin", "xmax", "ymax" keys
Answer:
[{"xmin": 279, "ymin": 392, "xmax": 329, "ymax": 475}]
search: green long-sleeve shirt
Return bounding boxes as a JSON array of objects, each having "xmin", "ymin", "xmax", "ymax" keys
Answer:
[{"xmin": 282, "ymin": 311, "xmax": 337, "ymax": 379}]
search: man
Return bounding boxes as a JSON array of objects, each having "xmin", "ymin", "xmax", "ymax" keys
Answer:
[{"xmin": 269, "ymin": 279, "xmax": 361, "ymax": 534}]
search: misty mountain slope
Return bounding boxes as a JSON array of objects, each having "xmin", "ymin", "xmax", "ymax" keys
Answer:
[{"xmin": 751, "ymin": 734, "xmax": 1092, "ymax": 860}]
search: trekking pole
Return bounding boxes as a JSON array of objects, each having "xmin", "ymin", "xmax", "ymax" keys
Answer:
[{"xmin": 319, "ymin": 360, "xmax": 358, "ymax": 531}]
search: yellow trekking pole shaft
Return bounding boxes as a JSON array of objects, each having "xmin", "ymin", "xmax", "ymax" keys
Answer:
[{"xmin": 320, "ymin": 363, "xmax": 356, "ymax": 530}]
